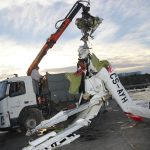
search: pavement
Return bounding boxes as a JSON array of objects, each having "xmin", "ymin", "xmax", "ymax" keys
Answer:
[{"xmin": 0, "ymin": 99, "xmax": 150, "ymax": 150}]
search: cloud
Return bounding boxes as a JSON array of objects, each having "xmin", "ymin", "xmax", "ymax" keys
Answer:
[
  {"xmin": 94, "ymin": 20, "xmax": 119, "ymax": 42},
  {"xmin": 89, "ymin": 0, "xmax": 150, "ymax": 73},
  {"xmin": 91, "ymin": 39, "xmax": 150, "ymax": 73},
  {"xmin": 0, "ymin": 36, "xmax": 82, "ymax": 76},
  {"xmin": 0, "ymin": 36, "xmax": 41, "ymax": 75},
  {"xmin": 0, "ymin": 0, "xmax": 150, "ymax": 77},
  {"xmin": 43, "ymin": 66, "xmax": 76, "ymax": 74},
  {"xmin": 92, "ymin": 0, "xmax": 150, "ymax": 43},
  {"xmin": 0, "ymin": 1, "xmax": 73, "ymax": 44},
  {"xmin": 0, "ymin": 0, "xmax": 53, "ymax": 10}
]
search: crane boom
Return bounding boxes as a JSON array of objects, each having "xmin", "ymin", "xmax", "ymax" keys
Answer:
[{"xmin": 27, "ymin": 1, "xmax": 89, "ymax": 75}]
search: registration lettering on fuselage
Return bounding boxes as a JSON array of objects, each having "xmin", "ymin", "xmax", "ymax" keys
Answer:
[{"xmin": 110, "ymin": 73, "xmax": 128, "ymax": 103}]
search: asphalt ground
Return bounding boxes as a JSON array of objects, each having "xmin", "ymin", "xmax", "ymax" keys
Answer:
[{"xmin": 0, "ymin": 99, "xmax": 150, "ymax": 150}]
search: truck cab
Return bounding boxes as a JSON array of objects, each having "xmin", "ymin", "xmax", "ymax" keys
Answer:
[{"xmin": 0, "ymin": 76, "xmax": 43, "ymax": 130}]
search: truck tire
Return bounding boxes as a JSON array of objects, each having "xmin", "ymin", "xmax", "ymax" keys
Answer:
[{"xmin": 20, "ymin": 108, "xmax": 44, "ymax": 131}]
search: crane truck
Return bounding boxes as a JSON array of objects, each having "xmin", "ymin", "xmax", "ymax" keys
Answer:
[{"xmin": 0, "ymin": 0, "xmax": 102, "ymax": 131}]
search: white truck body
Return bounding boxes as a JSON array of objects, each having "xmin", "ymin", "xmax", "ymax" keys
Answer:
[{"xmin": 0, "ymin": 76, "xmax": 37, "ymax": 129}]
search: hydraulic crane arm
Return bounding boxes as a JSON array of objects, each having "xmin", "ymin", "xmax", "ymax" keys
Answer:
[{"xmin": 27, "ymin": 1, "xmax": 90, "ymax": 75}]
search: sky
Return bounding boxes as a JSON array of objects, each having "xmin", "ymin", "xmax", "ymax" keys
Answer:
[{"xmin": 0, "ymin": 0, "xmax": 150, "ymax": 79}]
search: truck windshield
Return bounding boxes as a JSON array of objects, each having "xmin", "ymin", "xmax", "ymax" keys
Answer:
[{"xmin": 0, "ymin": 81, "xmax": 7, "ymax": 100}]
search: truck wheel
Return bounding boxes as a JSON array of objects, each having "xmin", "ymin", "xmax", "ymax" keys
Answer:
[{"xmin": 20, "ymin": 108, "xmax": 44, "ymax": 131}]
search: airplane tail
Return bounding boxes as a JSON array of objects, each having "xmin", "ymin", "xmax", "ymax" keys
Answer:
[{"xmin": 96, "ymin": 67, "xmax": 150, "ymax": 120}]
